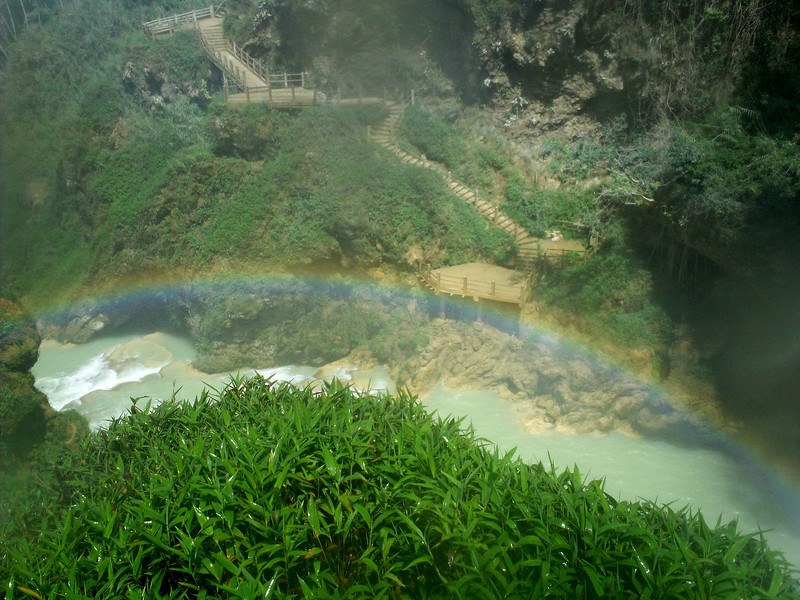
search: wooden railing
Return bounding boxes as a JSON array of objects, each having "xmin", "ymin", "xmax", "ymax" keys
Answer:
[
  {"xmin": 419, "ymin": 267, "xmax": 533, "ymax": 307},
  {"xmin": 240, "ymin": 73, "xmax": 311, "ymax": 95},
  {"xmin": 379, "ymin": 136, "xmax": 524, "ymax": 237},
  {"xmin": 534, "ymin": 245, "xmax": 588, "ymax": 269},
  {"xmin": 142, "ymin": 5, "xmax": 216, "ymax": 36},
  {"xmin": 229, "ymin": 41, "xmax": 270, "ymax": 82},
  {"xmin": 197, "ymin": 29, "xmax": 247, "ymax": 87}
]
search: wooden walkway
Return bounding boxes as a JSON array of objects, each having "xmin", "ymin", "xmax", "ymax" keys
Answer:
[
  {"xmin": 144, "ymin": 6, "xmax": 321, "ymax": 108},
  {"xmin": 369, "ymin": 107, "xmax": 589, "ymax": 271},
  {"xmin": 143, "ymin": 5, "xmax": 587, "ymax": 307},
  {"xmin": 420, "ymin": 263, "xmax": 533, "ymax": 307}
]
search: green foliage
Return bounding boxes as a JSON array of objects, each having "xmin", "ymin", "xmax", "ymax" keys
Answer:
[
  {"xmin": 0, "ymin": 372, "xmax": 48, "ymax": 459},
  {"xmin": 0, "ymin": 299, "xmax": 48, "ymax": 460},
  {"xmin": 0, "ymin": 1, "xmax": 216, "ymax": 299},
  {"xmin": 540, "ymin": 243, "xmax": 671, "ymax": 349},
  {"xmin": 399, "ymin": 105, "xmax": 465, "ymax": 169},
  {"xmin": 503, "ymin": 184, "xmax": 597, "ymax": 239},
  {"xmin": 537, "ymin": 110, "xmax": 800, "ymax": 276},
  {"xmin": 2, "ymin": 379, "xmax": 796, "ymax": 598},
  {"xmin": 367, "ymin": 308, "xmax": 430, "ymax": 364},
  {"xmin": 209, "ymin": 104, "xmax": 291, "ymax": 160}
]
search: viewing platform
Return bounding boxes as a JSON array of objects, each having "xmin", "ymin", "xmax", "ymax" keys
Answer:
[{"xmin": 419, "ymin": 263, "xmax": 533, "ymax": 307}]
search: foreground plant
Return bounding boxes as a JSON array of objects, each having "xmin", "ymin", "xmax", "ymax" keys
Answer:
[{"xmin": 2, "ymin": 377, "xmax": 797, "ymax": 598}]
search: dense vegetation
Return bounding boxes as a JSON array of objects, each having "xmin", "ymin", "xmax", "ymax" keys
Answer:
[
  {"xmin": 0, "ymin": 298, "xmax": 49, "ymax": 459},
  {"xmin": 2, "ymin": 379, "xmax": 797, "ymax": 598},
  {"xmin": 0, "ymin": 0, "xmax": 514, "ymax": 306},
  {"xmin": 1, "ymin": 1, "xmax": 800, "ymax": 593}
]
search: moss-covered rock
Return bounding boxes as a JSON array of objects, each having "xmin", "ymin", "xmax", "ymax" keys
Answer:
[
  {"xmin": 0, "ymin": 372, "xmax": 48, "ymax": 458},
  {"xmin": 0, "ymin": 298, "xmax": 49, "ymax": 459},
  {"xmin": 0, "ymin": 298, "xmax": 40, "ymax": 372}
]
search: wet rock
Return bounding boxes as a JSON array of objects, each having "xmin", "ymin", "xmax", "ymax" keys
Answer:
[
  {"xmin": 63, "ymin": 313, "xmax": 109, "ymax": 343},
  {"xmin": 389, "ymin": 317, "xmax": 708, "ymax": 445}
]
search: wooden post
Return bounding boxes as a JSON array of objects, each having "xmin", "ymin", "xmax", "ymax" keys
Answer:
[
  {"xmin": 411, "ymin": 89, "xmax": 416, "ymax": 105},
  {"xmin": 246, "ymin": 85, "xmax": 250, "ymax": 103},
  {"xmin": 301, "ymin": 72, "xmax": 306, "ymax": 88},
  {"xmin": 462, "ymin": 277, "xmax": 468, "ymax": 295},
  {"xmin": 491, "ymin": 282, "xmax": 496, "ymax": 297},
  {"xmin": 284, "ymin": 73, "xmax": 288, "ymax": 88}
]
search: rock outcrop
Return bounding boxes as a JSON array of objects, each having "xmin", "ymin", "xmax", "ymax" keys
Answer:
[
  {"xmin": 473, "ymin": 1, "xmax": 634, "ymax": 138},
  {"xmin": 0, "ymin": 298, "xmax": 50, "ymax": 459},
  {"xmin": 393, "ymin": 318, "xmax": 719, "ymax": 445}
]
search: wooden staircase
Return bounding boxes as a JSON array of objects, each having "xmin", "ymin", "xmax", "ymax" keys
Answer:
[
  {"xmin": 144, "ymin": 6, "xmax": 317, "ymax": 107},
  {"xmin": 370, "ymin": 103, "xmax": 546, "ymax": 271}
]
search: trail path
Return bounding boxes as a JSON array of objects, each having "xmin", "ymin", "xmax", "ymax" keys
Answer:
[
  {"xmin": 369, "ymin": 103, "xmax": 587, "ymax": 274},
  {"xmin": 144, "ymin": 6, "xmax": 587, "ymax": 305}
]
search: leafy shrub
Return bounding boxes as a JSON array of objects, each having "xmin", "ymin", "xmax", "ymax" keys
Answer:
[
  {"xmin": 209, "ymin": 104, "xmax": 292, "ymax": 160},
  {"xmin": 2, "ymin": 379, "xmax": 796, "ymax": 598},
  {"xmin": 503, "ymin": 186, "xmax": 597, "ymax": 239},
  {"xmin": 540, "ymin": 247, "xmax": 671, "ymax": 349},
  {"xmin": 399, "ymin": 105, "xmax": 465, "ymax": 169}
]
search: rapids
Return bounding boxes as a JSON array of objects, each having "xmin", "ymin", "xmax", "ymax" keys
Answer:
[{"xmin": 32, "ymin": 331, "xmax": 800, "ymax": 567}]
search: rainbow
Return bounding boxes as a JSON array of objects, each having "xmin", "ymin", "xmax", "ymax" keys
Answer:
[{"xmin": 21, "ymin": 271, "xmax": 800, "ymax": 566}]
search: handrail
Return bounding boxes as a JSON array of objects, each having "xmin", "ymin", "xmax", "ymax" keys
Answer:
[
  {"xmin": 197, "ymin": 29, "xmax": 247, "ymax": 87},
  {"xmin": 142, "ymin": 4, "xmax": 217, "ymax": 36},
  {"xmin": 419, "ymin": 266, "xmax": 530, "ymax": 305},
  {"xmin": 229, "ymin": 41, "xmax": 270, "ymax": 83}
]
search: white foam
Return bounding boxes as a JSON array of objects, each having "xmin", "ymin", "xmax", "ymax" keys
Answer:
[
  {"xmin": 255, "ymin": 365, "xmax": 317, "ymax": 385},
  {"xmin": 35, "ymin": 350, "xmax": 165, "ymax": 410},
  {"xmin": 34, "ymin": 338, "xmax": 175, "ymax": 410}
]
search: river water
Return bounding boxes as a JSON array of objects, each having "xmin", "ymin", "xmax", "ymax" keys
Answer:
[{"xmin": 32, "ymin": 331, "xmax": 800, "ymax": 567}]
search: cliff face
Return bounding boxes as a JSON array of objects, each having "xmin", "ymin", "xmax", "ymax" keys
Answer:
[{"xmin": 473, "ymin": 1, "xmax": 631, "ymax": 138}]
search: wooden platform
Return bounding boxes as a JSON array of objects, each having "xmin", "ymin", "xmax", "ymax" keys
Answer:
[{"xmin": 420, "ymin": 263, "xmax": 533, "ymax": 307}]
